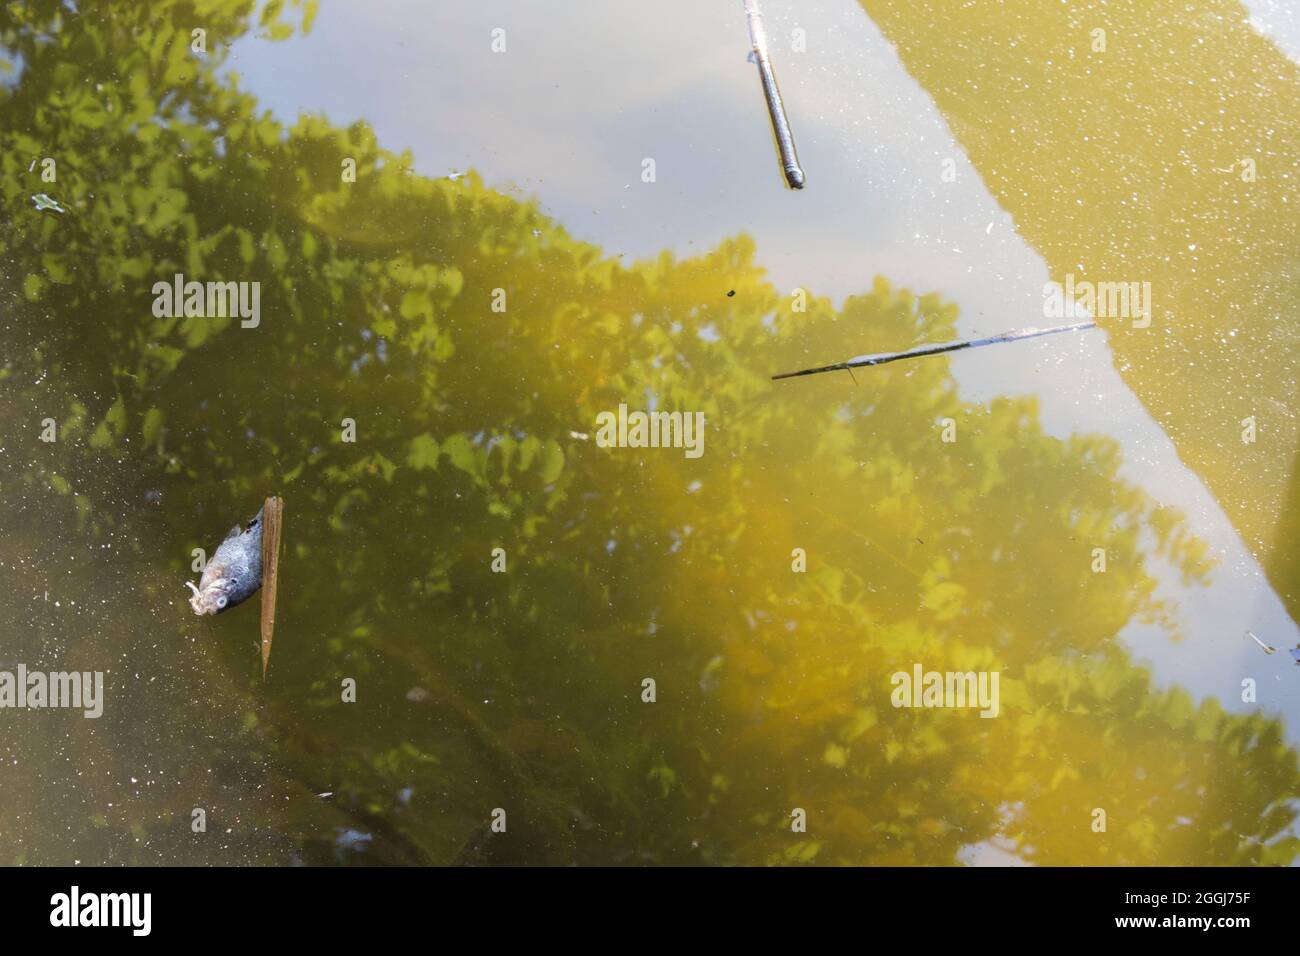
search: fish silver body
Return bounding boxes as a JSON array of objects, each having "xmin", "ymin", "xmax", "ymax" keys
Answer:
[{"xmin": 187, "ymin": 507, "xmax": 263, "ymax": 615}]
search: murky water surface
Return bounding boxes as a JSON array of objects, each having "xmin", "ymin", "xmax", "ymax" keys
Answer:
[{"xmin": 0, "ymin": 0, "xmax": 1297, "ymax": 864}]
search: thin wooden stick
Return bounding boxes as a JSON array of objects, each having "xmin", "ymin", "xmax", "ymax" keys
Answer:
[
  {"xmin": 772, "ymin": 321, "xmax": 1096, "ymax": 381},
  {"xmin": 743, "ymin": 0, "xmax": 804, "ymax": 189},
  {"xmin": 1245, "ymin": 630, "xmax": 1276, "ymax": 654},
  {"xmin": 260, "ymin": 495, "xmax": 284, "ymax": 682}
]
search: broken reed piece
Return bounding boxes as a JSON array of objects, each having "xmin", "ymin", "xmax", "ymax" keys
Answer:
[
  {"xmin": 1245, "ymin": 630, "xmax": 1277, "ymax": 654},
  {"xmin": 772, "ymin": 321, "xmax": 1097, "ymax": 381},
  {"xmin": 259, "ymin": 495, "xmax": 284, "ymax": 682},
  {"xmin": 743, "ymin": 0, "xmax": 804, "ymax": 189}
]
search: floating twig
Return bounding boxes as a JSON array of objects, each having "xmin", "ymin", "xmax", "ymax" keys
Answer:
[
  {"xmin": 743, "ymin": 0, "xmax": 804, "ymax": 189},
  {"xmin": 1245, "ymin": 630, "xmax": 1277, "ymax": 655},
  {"xmin": 772, "ymin": 321, "xmax": 1096, "ymax": 381}
]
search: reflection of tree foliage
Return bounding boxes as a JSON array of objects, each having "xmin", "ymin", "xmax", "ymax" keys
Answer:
[{"xmin": 0, "ymin": 0, "xmax": 1296, "ymax": 865}]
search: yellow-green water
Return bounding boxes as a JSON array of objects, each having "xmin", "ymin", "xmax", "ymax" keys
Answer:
[{"xmin": 0, "ymin": 0, "xmax": 1296, "ymax": 865}]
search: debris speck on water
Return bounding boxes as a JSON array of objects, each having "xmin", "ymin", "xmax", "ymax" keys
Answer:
[{"xmin": 31, "ymin": 193, "xmax": 66, "ymax": 214}]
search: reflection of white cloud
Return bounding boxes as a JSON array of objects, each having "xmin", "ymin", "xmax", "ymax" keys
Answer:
[
  {"xmin": 229, "ymin": 0, "xmax": 748, "ymax": 211},
  {"xmin": 231, "ymin": 0, "xmax": 980, "ymax": 297},
  {"xmin": 424, "ymin": 98, "xmax": 621, "ymax": 199},
  {"xmin": 958, "ymin": 839, "xmax": 1031, "ymax": 866}
]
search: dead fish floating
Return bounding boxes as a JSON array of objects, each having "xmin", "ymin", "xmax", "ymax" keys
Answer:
[
  {"xmin": 188, "ymin": 506, "xmax": 265, "ymax": 615},
  {"xmin": 187, "ymin": 496, "xmax": 285, "ymax": 681}
]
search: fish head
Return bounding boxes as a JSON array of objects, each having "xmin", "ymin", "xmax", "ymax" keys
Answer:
[{"xmin": 186, "ymin": 577, "xmax": 235, "ymax": 615}]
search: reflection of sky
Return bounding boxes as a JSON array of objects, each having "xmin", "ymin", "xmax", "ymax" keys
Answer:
[
  {"xmin": 1248, "ymin": 0, "xmax": 1300, "ymax": 63},
  {"xmin": 226, "ymin": 0, "xmax": 1300, "ymax": 855}
]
